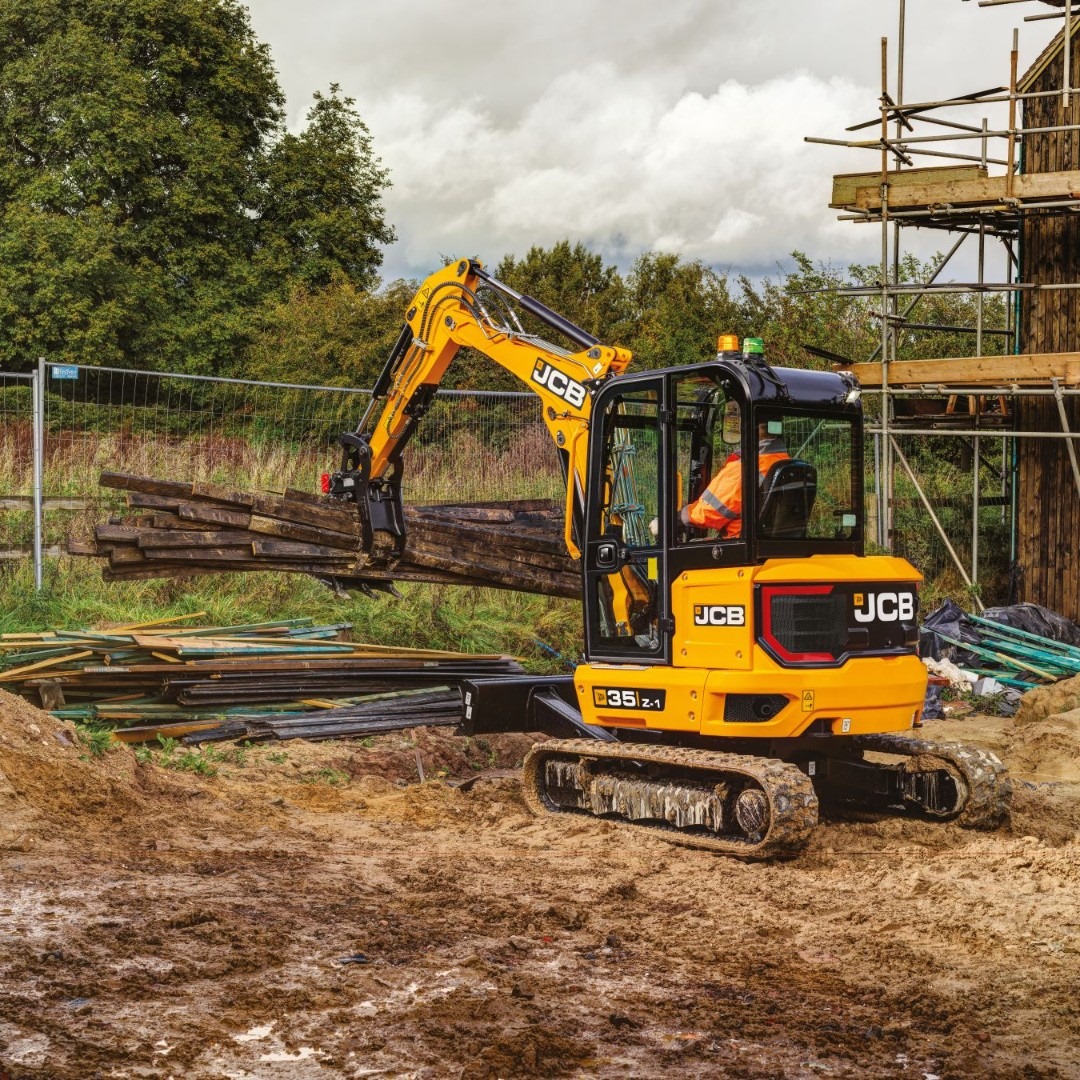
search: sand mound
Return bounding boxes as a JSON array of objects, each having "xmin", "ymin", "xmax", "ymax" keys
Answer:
[
  {"xmin": 1006, "ymin": 705, "xmax": 1080, "ymax": 784},
  {"xmin": 0, "ymin": 689, "xmax": 211, "ymax": 851},
  {"xmin": 1002, "ymin": 675, "xmax": 1080, "ymax": 783},
  {"xmin": 1014, "ymin": 673, "xmax": 1080, "ymax": 726}
]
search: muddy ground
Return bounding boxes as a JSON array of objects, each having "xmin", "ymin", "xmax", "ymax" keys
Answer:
[{"xmin": 1, "ymin": 686, "xmax": 1079, "ymax": 1080}]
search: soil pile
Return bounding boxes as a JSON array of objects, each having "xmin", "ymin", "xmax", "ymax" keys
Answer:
[
  {"xmin": 1007, "ymin": 674, "xmax": 1080, "ymax": 783},
  {"xmin": 1, "ymin": 704, "xmax": 1079, "ymax": 1077},
  {"xmin": 0, "ymin": 689, "xmax": 226, "ymax": 853}
]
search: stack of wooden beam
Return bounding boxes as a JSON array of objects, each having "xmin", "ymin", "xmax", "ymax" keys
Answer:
[
  {"xmin": 0, "ymin": 614, "xmax": 524, "ymax": 744},
  {"xmin": 68, "ymin": 472, "xmax": 579, "ymax": 598},
  {"xmin": 178, "ymin": 688, "xmax": 467, "ymax": 744}
]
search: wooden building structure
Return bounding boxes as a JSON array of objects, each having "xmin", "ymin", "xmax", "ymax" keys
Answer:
[
  {"xmin": 814, "ymin": 3, "xmax": 1080, "ymax": 617},
  {"xmin": 1017, "ymin": 20, "xmax": 1080, "ymax": 615}
]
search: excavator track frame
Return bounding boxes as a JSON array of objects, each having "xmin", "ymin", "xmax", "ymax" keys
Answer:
[
  {"xmin": 521, "ymin": 737, "xmax": 819, "ymax": 859},
  {"xmin": 840, "ymin": 733, "xmax": 1011, "ymax": 830}
]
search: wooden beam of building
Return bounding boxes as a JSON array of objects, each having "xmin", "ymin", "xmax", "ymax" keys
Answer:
[
  {"xmin": 830, "ymin": 165, "xmax": 987, "ymax": 208},
  {"xmin": 849, "ymin": 352, "xmax": 1080, "ymax": 387},
  {"xmin": 852, "ymin": 169, "xmax": 1080, "ymax": 212}
]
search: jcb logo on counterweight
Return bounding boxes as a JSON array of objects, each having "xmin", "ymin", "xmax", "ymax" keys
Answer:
[
  {"xmin": 853, "ymin": 591, "xmax": 915, "ymax": 623},
  {"xmin": 531, "ymin": 359, "xmax": 587, "ymax": 409},
  {"xmin": 693, "ymin": 604, "xmax": 746, "ymax": 626}
]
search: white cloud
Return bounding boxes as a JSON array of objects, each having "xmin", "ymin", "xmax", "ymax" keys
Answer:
[
  {"xmin": 367, "ymin": 66, "xmax": 873, "ymax": 276},
  {"xmin": 244, "ymin": 0, "xmax": 1060, "ymax": 283}
]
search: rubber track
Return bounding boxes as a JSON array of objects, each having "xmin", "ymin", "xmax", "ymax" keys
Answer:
[
  {"xmin": 521, "ymin": 738, "xmax": 819, "ymax": 859},
  {"xmin": 853, "ymin": 733, "xmax": 1011, "ymax": 829}
]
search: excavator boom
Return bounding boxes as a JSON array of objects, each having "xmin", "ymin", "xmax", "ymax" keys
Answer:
[{"xmin": 327, "ymin": 259, "xmax": 629, "ymax": 562}]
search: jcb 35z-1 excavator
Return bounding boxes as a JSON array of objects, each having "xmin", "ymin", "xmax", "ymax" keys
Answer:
[{"xmin": 328, "ymin": 258, "xmax": 1009, "ymax": 858}]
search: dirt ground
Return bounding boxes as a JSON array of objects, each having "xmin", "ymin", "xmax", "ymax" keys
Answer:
[{"xmin": 1, "ymin": 687, "xmax": 1079, "ymax": 1080}]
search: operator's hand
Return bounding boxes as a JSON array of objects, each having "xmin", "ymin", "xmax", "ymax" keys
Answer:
[{"xmin": 649, "ymin": 517, "xmax": 659, "ymax": 539}]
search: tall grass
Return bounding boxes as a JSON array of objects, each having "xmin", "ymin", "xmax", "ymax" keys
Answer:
[
  {"xmin": 1, "ymin": 407, "xmax": 1011, "ymax": 645},
  {"xmin": 0, "ymin": 557, "xmax": 583, "ymax": 671},
  {"xmin": 0, "ymin": 419, "xmax": 578, "ymax": 663},
  {"xmin": 0, "ymin": 419, "xmax": 563, "ymax": 547}
]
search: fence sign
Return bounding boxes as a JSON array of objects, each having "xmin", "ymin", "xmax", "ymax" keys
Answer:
[{"xmin": 51, "ymin": 365, "xmax": 79, "ymax": 380}]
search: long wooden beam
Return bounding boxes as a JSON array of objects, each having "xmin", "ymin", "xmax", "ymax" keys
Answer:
[
  {"xmin": 850, "ymin": 352, "xmax": 1080, "ymax": 387},
  {"xmin": 830, "ymin": 165, "xmax": 987, "ymax": 208},
  {"xmin": 851, "ymin": 169, "xmax": 1080, "ymax": 212}
]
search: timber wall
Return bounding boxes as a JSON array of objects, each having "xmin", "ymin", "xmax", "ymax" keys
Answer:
[{"xmin": 1017, "ymin": 35, "xmax": 1080, "ymax": 617}]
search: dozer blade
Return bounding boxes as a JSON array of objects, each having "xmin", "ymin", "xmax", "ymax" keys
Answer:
[
  {"xmin": 521, "ymin": 739, "xmax": 818, "ymax": 859},
  {"xmin": 835, "ymin": 733, "xmax": 1011, "ymax": 829}
]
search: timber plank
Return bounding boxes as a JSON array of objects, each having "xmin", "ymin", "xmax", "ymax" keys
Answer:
[
  {"xmin": 176, "ymin": 504, "xmax": 252, "ymax": 529},
  {"xmin": 248, "ymin": 514, "xmax": 358, "ymax": 549},
  {"xmin": 853, "ymin": 169, "xmax": 1080, "ymax": 212},
  {"xmin": 830, "ymin": 164, "xmax": 986, "ymax": 208},
  {"xmin": 101, "ymin": 473, "xmax": 195, "ymax": 498},
  {"xmin": 851, "ymin": 352, "xmax": 1080, "ymax": 387}
]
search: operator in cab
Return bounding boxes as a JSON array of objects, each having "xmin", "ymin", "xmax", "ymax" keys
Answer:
[{"xmin": 680, "ymin": 404, "xmax": 790, "ymax": 539}]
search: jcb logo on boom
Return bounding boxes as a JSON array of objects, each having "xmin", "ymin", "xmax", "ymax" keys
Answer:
[
  {"xmin": 693, "ymin": 604, "xmax": 746, "ymax": 627},
  {"xmin": 531, "ymin": 359, "xmax": 587, "ymax": 409},
  {"xmin": 853, "ymin": 591, "xmax": 915, "ymax": 623}
]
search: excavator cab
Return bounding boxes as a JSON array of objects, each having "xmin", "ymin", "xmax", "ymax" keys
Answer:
[{"xmin": 583, "ymin": 357, "xmax": 864, "ymax": 665}]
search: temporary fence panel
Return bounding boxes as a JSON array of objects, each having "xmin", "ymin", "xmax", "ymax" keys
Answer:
[{"xmin": 34, "ymin": 363, "xmax": 562, "ymax": 578}]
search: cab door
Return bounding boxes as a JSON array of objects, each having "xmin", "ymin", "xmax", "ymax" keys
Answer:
[{"xmin": 584, "ymin": 378, "xmax": 670, "ymax": 664}]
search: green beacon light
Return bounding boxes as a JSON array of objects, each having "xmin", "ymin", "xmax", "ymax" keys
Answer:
[{"xmin": 742, "ymin": 336, "xmax": 765, "ymax": 357}]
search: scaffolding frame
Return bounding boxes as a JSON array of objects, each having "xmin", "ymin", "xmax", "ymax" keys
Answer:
[{"xmin": 806, "ymin": 0, "xmax": 1080, "ymax": 608}]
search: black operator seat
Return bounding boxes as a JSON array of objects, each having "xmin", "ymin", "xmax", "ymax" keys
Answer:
[{"xmin": 758, "ymin": 460, "xmax": 817, "ymax": 540}]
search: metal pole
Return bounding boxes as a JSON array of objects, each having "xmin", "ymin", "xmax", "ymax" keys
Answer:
[
  {"xmin": 1006, "ymin": 29, "xmax": 1019, "ymax": 197},
  {"xmin": 972, "ymin": 216, "xmax": 986, "ymax": 586},
  {"xmin": 874, "ymin": 432, "xmax": 883, "ymax": 547},
  {"xmin": 973, "ymin": 414, "xmax": 981, "ymax": 586},
  {"xmin": 890, "ymin": 436, "xmax": 985, "ymax": 611},
  {"xmin": 1003, "ymin": 232, "xmax": 1012, "ymax": 526},
  {"xmin": 880, "ymin": 36, "xmax": 893, "ymax": 552},
  {"xmin": 1065, "ymin": 0, "xmax": 1073, "ymax": 108},
  {"xmin": 1051, "ymin": 378, "xmax": 1080, "ymax": 502},
  {"xmin": 32, "ymin": 358, "xmax": 44, "ymax": 591}
]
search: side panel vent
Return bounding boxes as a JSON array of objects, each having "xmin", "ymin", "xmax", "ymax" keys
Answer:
[{"xmin": 724, "ymin": 694, "xmax": 789, "ymax": 723}]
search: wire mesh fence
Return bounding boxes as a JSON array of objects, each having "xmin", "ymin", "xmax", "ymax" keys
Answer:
[
  {"xmin": 1, "ymin": 363, "xmax": 1017, "ymax": 600},
  {"xmin": 0, "ymin": 372, "xmax": 37, "ymax": 560},
  {"xmin": 879, "ymin": 432, "xmax": 1012, "ymax": 602},
  {"xmin": 0, "ymin": 363, "xmax": 562, "ymax": 569},
  {"xmin": 0, "ymin": 372, "xmax": 34, "ymax": 498}
]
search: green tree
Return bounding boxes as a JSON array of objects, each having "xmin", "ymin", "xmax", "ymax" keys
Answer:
[
  {"xmin": 0, "ymin": 0, "xmax": 392, "ymax": 374},
  {"xmin": 623, "ymin": 252, "xmax": 741, "ymax": 370},
  {"xmin": 494, "ymin": 240, "xmax": 627, "ymax": 344},
  {"xmin": 255, "ymin": 86, "xmax": 394, "ymax": 292},
  {"xmin": 244, "ymin": 274, "xmax": 414, "ymax": 388},
  {"xmin": 737, "ymin": 252, "xmax": 875, "ymax": 370}
]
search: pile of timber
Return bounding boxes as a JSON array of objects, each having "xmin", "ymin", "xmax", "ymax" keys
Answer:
[
  {"xmin": 178, "ymin": 688, "xmax": 466, "ymax": 744},
  {"xmin": 0, "ymin": 614, "xmax": 524, "ymax": 744},
  {"xmin": 68, "ymin": 472, "xmax": 579, "ymax": 599}
]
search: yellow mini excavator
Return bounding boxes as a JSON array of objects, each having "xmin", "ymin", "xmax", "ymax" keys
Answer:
[{"xmin": 326, "ymin": 258, "xmax": 1009, "ymax": 857}]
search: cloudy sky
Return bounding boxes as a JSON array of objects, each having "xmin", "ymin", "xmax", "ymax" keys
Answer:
[{"xmin": 245, "ymin": 0, "xmax": 1060, "ymax": 285}]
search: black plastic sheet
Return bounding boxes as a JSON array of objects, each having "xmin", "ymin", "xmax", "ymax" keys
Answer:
[
  {"xmin": 980, "ymin": 602, "xmax": 1080, "ymax": 647},
  {"xmin": 921, "ymin": 599, "xmax": 1080, "ymax": 665},
  {"xmin": 920, "ymin": 598, "xmax": 980, "ymax": 664}
]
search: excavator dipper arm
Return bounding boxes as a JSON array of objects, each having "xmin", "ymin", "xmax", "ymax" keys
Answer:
[{"xmin": 327, "ymin": 258, "xmax": 630, "ymax": 562}]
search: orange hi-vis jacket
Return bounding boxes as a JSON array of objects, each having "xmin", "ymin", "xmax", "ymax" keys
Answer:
[{"xmin": 685, "ymin": 437, "xmax": 790, "ymax": 537}]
